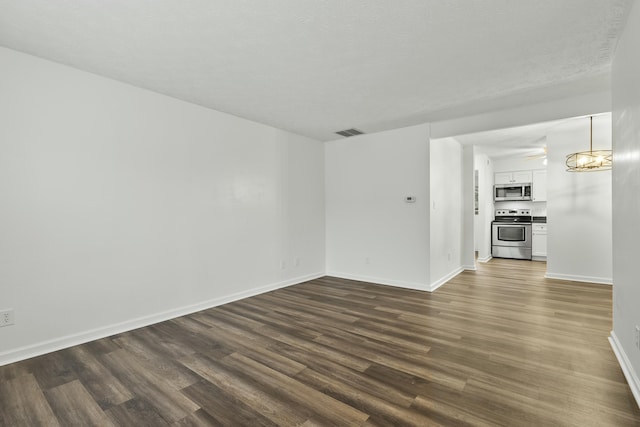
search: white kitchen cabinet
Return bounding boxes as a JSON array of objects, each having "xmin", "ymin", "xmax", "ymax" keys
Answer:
[
  {"xmin": 532, "ymin": 223, "xmax": 547, "ymax": 259},
  {"xmin": 532, "ymin": 170, "xmax": 547, "ymax": 202},
  {"xmin": 494, "ymin": 172, "xmax": 512, "ymax": 184},
  {"xmin": 495, "ymin": 170, "xmax": 532, "ymax": 184},
  {"xmin": 513, "ymin": 170, "xmax": 532, "ymax": 183}
]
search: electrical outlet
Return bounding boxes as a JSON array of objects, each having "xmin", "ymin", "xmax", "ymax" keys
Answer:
[
  {"xmin": 0, "ymin": 309, "xmax": 14, "ymax": 327},
  {"xmin": 365, "ymin": 257, "xmax": 371, "ymax": 265},
  {"xmin": 294, "ymin": 257, "xmax": 300, "ymax": 267},
  {"xmin": 635, "ymin": 326, "xmax": 640, "ymax": 350},
  {"xmin": 280, "ymin": 260, "xmax": 286, "ymax": 270}
]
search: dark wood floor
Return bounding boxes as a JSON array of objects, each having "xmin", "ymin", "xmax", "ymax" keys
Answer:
[{"xmin": 1, "ymin": 258, "xmax": 639, "ymax": 426}]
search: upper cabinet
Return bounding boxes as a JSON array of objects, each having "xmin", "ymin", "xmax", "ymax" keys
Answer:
[
  {"xmin": 532, "ymin": 170, "xmax": 547, "ymax": 202},
  {"xmin": 494, "ymin": 170, "xmax": 532, "ymax": 184}
]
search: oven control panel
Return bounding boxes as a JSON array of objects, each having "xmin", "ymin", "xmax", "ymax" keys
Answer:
[{"xmin": 496, "ymin": 209, "xmax": 531, "ymax": 216}]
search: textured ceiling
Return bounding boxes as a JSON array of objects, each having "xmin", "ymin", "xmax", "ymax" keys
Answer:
[
  {"xmin": 452, "ymin": 119, "xmax": 568, "ymax": 159},
  {"xmin": 452, "ymin": 113, "xmax": 611, "ymax": 161},
  {"xmin": 0, "ymin": 0, "xmax": 632, "ymax": 141}
]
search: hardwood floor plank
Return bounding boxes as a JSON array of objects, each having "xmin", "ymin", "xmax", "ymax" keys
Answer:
[
  {"xmin": 310, "ymin": 333, "xmax": 466, "ymax": 392},
  {"xmin": 66, "ymin": 346, "xmax": 134, "ymax": 409},
  {"xmin": 81, "ymin": 336, "xmax": 122, "ymax": 356},
  {"xmin": 0, "ymin": 374, "xmax": 60, "ymax": 426},
  {"xmin": 192, "ymin": 321, "xmax": 308, "ymax": 377},
  {"xmin": 1, "ymin": 258, "xmax": 639, "ymax": 425},
  {"xmin": 293, "ymin": 365, "xmax": 438, "ymax": 426},
  {"xmin": 148, "ymin": 320, "xmax": 232, "ymax": 360},
  {"xmin": 105, "ymin": 397, "xmax": 171, "ymax": 427},
  {"xmin": 256, "ymin": 324, "xmax": 372, "ymax": 372},
  {"xmin": 180, "ymin": 380, "xmax": 278, "ymax": 427},
  {"xmin": 363, "ymin": 362, "xmax": 449, "ymax": 396},
  {"xmin": 204, "ymin": 305, "xmax": 267, "ymax": 330},
  {"xmin": 112, "ymin": 332, "xmax": 200, "ymax": 390},
  {"xmin": 410, "ymin": 394, "xmax": 510, "ymax": 427},
  {"xmin": 0, "ymin": 360, "xmax": 30, "ymax": 382},
  {"xmin": 171, "ymin": 409, "xmax": 222, "ymax": 427},
  {"xmin": 180, "ymin": 353, "xmax": 311, "ymax": 426},
  {"xmin": 223, "ymin": 306, "xmax": 325, "ymax": 342},
  {"xmin": 223, "ymin": 352, "xmax": 369, "ymax": 425},
  {"xmin": 268, "ymin": 343, "xmax": 417, "ymax": 408},
  {"xmin": 255, "ymin": 291, "xmax": 361, "ymax": 324},
  {"xmin": 25, "ymin": 350, "xmax": 78, "ymax": 390},
  {"xmin": 463, "ymin": 375, "xmax": 640, "ymax": 427},
  {"xmin": 44, "ymin": 380, "xmax": 116, "ymax": 426},
  {"xmin": 100, "ymin": 349, "xmax": 200, "ymax": 423}
]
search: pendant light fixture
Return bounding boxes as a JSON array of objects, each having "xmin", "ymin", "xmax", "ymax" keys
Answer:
[{"xmin": 565, "ymin": 116, "xmax": 612, "ymax": 172}]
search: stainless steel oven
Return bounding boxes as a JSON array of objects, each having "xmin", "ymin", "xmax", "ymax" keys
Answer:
[{"xmin": 492, "ymin": 209, "xmax": 532, "ymax": 260}]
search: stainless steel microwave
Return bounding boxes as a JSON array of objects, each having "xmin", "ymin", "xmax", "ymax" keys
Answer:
[{"xmin": 494, "ymin": 183, "xmax": 532, "ymax": 201}]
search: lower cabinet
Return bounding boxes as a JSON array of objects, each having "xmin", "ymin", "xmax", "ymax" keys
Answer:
[{"xmin": 532, "ymin": 224, "xmax": 547, "ymax": 259}]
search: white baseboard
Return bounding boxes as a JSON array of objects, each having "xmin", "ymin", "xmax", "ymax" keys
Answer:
[
  {"xmin": 0, "ymin": 272, "xmax": 325, "ymax": 367},
  {"xmin": 326, "ymin": 268, "xmax": 464, "ymax": 293},
  {"xmin": 609, "ymin": 331, "xmax": 640, "ymax": 408},
  {"xmin": 544, "ymin": 272, "xmax": 612, "ymax": 285},
  {"xmin": 326, "ymin": 271, "xmax": 430, "ymax": 292},
  {"xmin": 477, "ymin": 255, "xmax": 492, "ymax": 263},
  {"xmin": 429, "ymin": 267, "xmax": 464, "ymax": 292},
  {"xmin": 463, "ymin": 264, "xmax": 477, "ymax": 271}
]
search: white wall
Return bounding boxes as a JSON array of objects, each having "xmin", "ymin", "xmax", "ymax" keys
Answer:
[
  {"xmin": 492, "ymin": 156, "xmax": 546, "ymax": 173},
  {"xmin": 545, "ymin": 114, "xmax": 612, "ymax": 284},
  {"xmin": 611, "ymin": 0, "xmax": 640, "ymax": 406},
  {"xmin": 325, "ymin": 124, "xmax": 431, "ymax": 290},
  {"xmin": 461, "ymin": 145, "xmax": 475, "ymax": 269},
  {"xmin": 429, "ymin": 137, "xmax": 464, "ymax": 286},
  {"xmin": 473, "ymin": 153, "xmax": 494, "ymax": 261},
  {"xmin": 0, "ymin": 47, "xmax": 325, "ymax": 364}
]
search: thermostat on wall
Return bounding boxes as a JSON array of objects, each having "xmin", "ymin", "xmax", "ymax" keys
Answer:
[{"xmin": 405, "ymin": 196, "xmax": 416, "ymax": 203}]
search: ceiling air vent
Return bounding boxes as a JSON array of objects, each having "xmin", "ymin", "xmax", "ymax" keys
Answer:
[{"xmin": 335, "ymin": 128, "xmax": 364, "ymax": 137}]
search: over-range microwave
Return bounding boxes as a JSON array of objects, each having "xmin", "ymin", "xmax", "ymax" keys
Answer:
[{"xmin": 494, "ymin": 183, "xmax": 532, "ymax": 201}]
